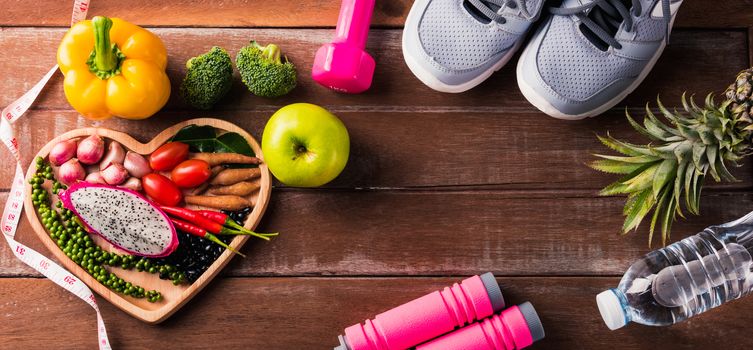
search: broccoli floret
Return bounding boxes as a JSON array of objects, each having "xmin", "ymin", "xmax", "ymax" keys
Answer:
[
  {"xmin": 180, "ymin": 46, "xmax": 234, "ymax": 110},
  {"xmin": 236, "ymin": 41, "xmax": 297, "ymax": 98}
]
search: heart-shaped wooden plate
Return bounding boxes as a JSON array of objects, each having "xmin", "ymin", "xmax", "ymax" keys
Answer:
[{"xmin": 23, "ymin": 118, "xmax": 272, "ymax": 324}]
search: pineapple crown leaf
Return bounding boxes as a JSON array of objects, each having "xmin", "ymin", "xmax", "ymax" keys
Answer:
[
  {"xmin": 626, "ymin": 108, "xmax": 656, "ymax": 139},
  {"xmin": 622, "ymin": 189, "xmax": 655, "ymax": 233},
  {"xmin": 590, "ymin": 159, "xmax": 647, "ymax": 174},
  {"xmin": 592, "ymin": 154, "xmax": 662, "ymax": 163},
  {"xmin": 652, "ymin": 159, "xmax": 677, "ymax": 198},
  {"xmin": 706, "ymin": 146, "xmax": 720, "ymax": 181},
  {"xmin": 691, "ymin": 143, "xmax": 706, "ymax": 171},
  {"xmin": 595, "ymin": 133, "xmax": 654, "ymax": 156}
]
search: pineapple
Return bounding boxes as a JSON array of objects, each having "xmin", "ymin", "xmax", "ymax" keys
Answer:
[{"xmin": 591, "ymin": 68, "xmax": 753, "ymax": 246}]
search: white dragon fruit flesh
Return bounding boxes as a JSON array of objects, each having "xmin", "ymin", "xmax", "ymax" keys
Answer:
[{"xmin": 59, "ymin": 182, "xmax": 178, "ymax": 257}]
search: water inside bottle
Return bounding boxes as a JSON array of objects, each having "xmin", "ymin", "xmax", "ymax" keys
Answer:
[{"xmin": 617, "ymin": 213, "xmax": 753, "ymax": 326}]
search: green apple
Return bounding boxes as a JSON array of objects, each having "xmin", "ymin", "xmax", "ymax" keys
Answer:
[{"xmin": 262, "ymin": 103, "xmax": 350, "ymax": 187}]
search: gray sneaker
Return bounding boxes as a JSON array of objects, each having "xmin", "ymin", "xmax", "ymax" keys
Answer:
[
  {"xmin": 517, "ymin": 0, "xmax": 683, "ymax": 119},
  {"xmin": 403, "ymin": 0, "xmax": 544, "ymax": 93}
]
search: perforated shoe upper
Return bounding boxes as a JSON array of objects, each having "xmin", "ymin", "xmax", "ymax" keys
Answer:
[
  {"xmin": 535, "ymin": 14, "xmax": 646, "ymax": 101},
  {"xmin": 417, "ymin": 0, "xmax": 543, "ymax": 72},
  {"xmin": 517, "ymin": 0, "xmax": 683, "ymax": 118}
]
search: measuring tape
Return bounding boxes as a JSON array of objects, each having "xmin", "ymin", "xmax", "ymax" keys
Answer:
[{"xmin": 0, "ymin": 1, "xmax": 112, "ymax": 349}]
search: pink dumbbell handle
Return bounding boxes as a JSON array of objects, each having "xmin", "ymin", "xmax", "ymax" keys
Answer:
[
  {"xmin": 416, "ymin": 302, "xmax": 545, "ymax": 350},
  {"xmin": 332, "ymin": 0, "xmax": 375, "ymax": 49}
]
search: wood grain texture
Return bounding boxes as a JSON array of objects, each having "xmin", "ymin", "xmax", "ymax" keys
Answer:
[
  {"xmin": 1, "ymin": 1, "xmax": 752, "ymax": 347},
  {"xmin": 2, "ymin": 277, "xmax": 753, "ymax": 349},
  {"xmin": 5, "ymin": 190, "xmax": 753, "ymax": 278},
  {"xmin": 21, "ymin": 118, "xmax": 272, "ymax": 323},
  {"xmin": 0, "ymin": 29, "xmax": 746, "ymax": 112},
  {"xmin": 2, "ymin": 109, "xmax": 751, "ymax": 190},
  {"xmin": 0, "ymin": 0, "xmax": 750, "ymax": 28}
]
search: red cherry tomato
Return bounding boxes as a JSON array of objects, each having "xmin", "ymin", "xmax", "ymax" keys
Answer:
[
  {"xmin": 171, "ymin": 159, "xmax": 212, "ymax": 188},
  {"xmin": 142, "ymin": 173, "xmax": 183, "ymax": 206},
  {"xmin": 149, "ymin": 142, "xmax": 189, "ymax": 171}
]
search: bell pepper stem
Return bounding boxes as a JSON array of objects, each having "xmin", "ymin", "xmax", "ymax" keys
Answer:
[{"xmin": 92, "ymin": 16, "xmax": 117, "ymax": 72}]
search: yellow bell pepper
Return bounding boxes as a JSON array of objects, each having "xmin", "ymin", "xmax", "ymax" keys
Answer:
[{"xmin": 57, "ymin": 16, "xmax": 170, "ymax": 120}]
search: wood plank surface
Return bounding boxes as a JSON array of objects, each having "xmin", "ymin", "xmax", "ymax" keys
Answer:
[
  {"xmin": 2, "ymin": 108, "xmax": 751, "ymax": 190},
  {"xmin": 0, "ymin": 29, "xmax": 746, "ymax": 112},
  {"xmin": 0, "ymin": 0, "xmax": 751, "ymax": 29},
  {"xmin": 1, "ymin": 1, "xmax": 753, "ymax": 348},
  {"xmin": 5, "ymin": 190, "xmax": 753, "ymax": 277},
  {"xmin": 2, "ymin": 277, "xmax": 753, "ymax": 349}
]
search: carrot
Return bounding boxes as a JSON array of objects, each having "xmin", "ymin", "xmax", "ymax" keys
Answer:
[
  {"xmin": 185, "ymin": 195, "xmax": 254, "ymax": 211},
  {"xmin": 187, "ymin": 182, "xmax": 209, "ymax": 195},
  {"xmin": 190, "ymin": 153, "xmax": 261, "ymax": 166},
  {"xmin": 210, "ymin": 168, "xmax": 261, "ymax": 185},
  {"xmin": 207, "ymin": 181, "xmax": 260, "ymax": 196}
]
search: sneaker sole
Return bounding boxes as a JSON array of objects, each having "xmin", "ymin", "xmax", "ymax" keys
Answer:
[
  {"xmin": 402, "ymin": 2, "xmax": 524, "ymax": 93},
  {"xmin": 517, "ymin": 12, "xmax": 678, "ymax": 120}
]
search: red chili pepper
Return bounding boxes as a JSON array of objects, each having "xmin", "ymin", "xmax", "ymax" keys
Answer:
[
  {"xmin": 162, "ymin": 206, "xmax": 224, "ymax": 234},
  {"xmin": 196, "ymin": 210, "xmax": 247, "ymax": 231},
  {"xmin": 163, "ymin": 206, "xmax": 278, "ymax": 241},
  {"xmin": 170, "ymin": 218, "xmax": 246, "ymax": 257}
]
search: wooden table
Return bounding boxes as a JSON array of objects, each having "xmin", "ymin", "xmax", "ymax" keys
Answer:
[{"xmin": 1, "ymin": 1, "xmax": 752, "ymax": 348}]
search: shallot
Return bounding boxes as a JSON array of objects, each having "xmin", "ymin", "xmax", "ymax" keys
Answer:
[
  {"xmin": 124, "ymin": 151, "xmax": 151, "ymax": 178},
  {"xmin": 48, "ymin": 139, "xmax": 77, "ymax": 166},
  {"xmin": 59, "ymin": 158, "xmax": 86, "ymax": 185},
  {"xmin": 77, "ymin": 135, "xmax": 105, "ymax": 165},
  {"xmin": 84, "ymin": 172, "xmax": 106, "ymax": 184},
  {"xmin": 99, "ymin": 141, "xmax": 126, "ymax": 170},
  {"xmin": 101, "ymin": 163, "xmax": 128, "ymax": 185},
  {"xmin": 120, "ymin": 177, "xmax": 142, "ymax": 191}
]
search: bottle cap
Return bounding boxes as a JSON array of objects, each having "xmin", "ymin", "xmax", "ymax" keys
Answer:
[
  {"xmin": 596, "ymin": 289, "xmax": 628, "ymax": 330},
  {"xmin": 334, "ymin": 335, "xmax": 351, "ymax": 350},
  {"xmin": 518, "ymin": 302, "xmax": 545, "ymax": 343},
  {"xmin": 479, "ymin": 272, "xmax": 505, "ymax": 312}
]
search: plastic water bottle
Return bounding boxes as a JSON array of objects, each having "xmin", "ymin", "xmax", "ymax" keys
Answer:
[{"xmin": 597, "ymin": 211, "xmax": 753, "ymax": 330}]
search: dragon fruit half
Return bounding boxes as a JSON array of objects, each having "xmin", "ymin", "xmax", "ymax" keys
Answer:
[{"xmin": 59, "ymin": 182, "xmax": 178, "ymax": 257}]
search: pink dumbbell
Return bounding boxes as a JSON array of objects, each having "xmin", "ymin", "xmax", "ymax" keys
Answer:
[
  {"xmin": 312, "ymin": 0, "xmax": 376, "ymax": 93},
  {"xmin": 416, "ymin": 302, "xmax": 545, "ymax": 350},
  {"xmin": 334, "ymin": 272, "xmax": 505, "ymax": 350}
]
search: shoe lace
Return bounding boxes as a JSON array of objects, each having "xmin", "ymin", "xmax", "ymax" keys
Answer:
[
  {"xmin": 550, "ymin": 0, "xmax": 672, "ymax": 50},
  {"xmin": 466, "ymin": 0, "xmax": 535, "ymax": 24}
]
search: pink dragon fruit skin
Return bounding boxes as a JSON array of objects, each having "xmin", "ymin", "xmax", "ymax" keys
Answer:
[{"xmin": 58, "ymin": 182, "xmax": 179, "ymax": 258}]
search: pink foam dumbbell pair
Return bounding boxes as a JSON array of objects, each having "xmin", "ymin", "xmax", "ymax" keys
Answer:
[{"xmin": 334, "ymin": 272, "xmax": 545, "ymax": 350}]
